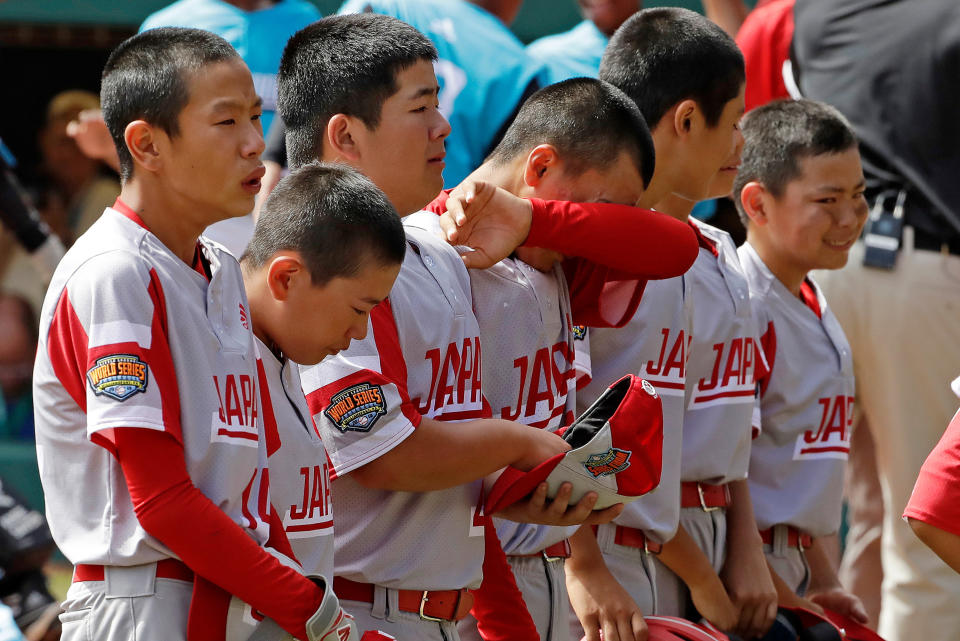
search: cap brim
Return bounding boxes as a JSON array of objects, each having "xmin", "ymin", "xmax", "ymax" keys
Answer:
[{"xmin": 485, "ymin": 453, "xmax": 565, "ymax": 515}]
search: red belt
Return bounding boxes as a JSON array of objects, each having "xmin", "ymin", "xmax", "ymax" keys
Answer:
[
  {"xmin": 73, "ymin": 559, "xmax": 194, "ymax": 583},
  {"xmin": 759, "ymin": 526, "xmax": 813, "ymax": 550},
  {"xmin": 680, "ymin": 482, "xmax": 731, "ymax": 510},
  {"xmin": 332, "ymin": 577, "xmax": 473, "ymax": 622},
  {"xmin": 512, "ymin": 540, "xmax": 571, "ymax": 560},
  {"xmin": 613, "ymin": 525, "xmax": 662, "ymax": 554}
]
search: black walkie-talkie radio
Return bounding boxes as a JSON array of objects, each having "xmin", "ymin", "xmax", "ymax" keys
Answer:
[{"xmin": 862, "ymin": 188, "xmax": 906, "ymax": 270}]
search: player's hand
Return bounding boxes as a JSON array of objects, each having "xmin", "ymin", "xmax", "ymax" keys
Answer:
[
  {"xmin": 807, "ymin": 587, "xmax": 869, "ymax": 624},
  {"xmin": 438, "ymin": 180, "xmax": 533, "ymax": 269},
  {"xmin": 566, "ymin": 562, "xmax": 648, "ymax": 641},
  {"xmin": 720, "ymin": 542, "xmax": 778, "ymax": 638},
  {"xmin": 510, "ymin": 424, "xmax": 570, "ymax": 471},
  {"xmin": 688, "ymin": 571, "xmax": 739, "ymax": 633},
  {"xmin": 66, "ymin": 109, "xmax": 121, "ymax": 172},
  {"xmin": 493, "ymin": 481, "xmax": 624, "ymax": 526}
]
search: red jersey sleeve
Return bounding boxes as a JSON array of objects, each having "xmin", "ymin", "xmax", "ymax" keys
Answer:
[
  {"xmin": 113, "ymin": 427, "xmax": 322, "ymax": 640},
  {"xmin": 903, "ymin": 409, "xmax": 960, "ymax": 537}
]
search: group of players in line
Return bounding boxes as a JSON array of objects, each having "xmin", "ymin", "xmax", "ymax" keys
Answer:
[{"xmin": 32, "ymin": 6, "xmax": 874, "ymax": 641}]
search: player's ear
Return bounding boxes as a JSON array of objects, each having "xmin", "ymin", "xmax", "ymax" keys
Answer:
[
  {"xmin": 325, "ymin": 113, "xmax": 360, "ymax": 162},
  {"xmin": 740, "ymin": 181, "xmax": 771, "ymax": 226},
  {"xmin": 672, "ymin": 99, "xmax": 698, "ymax": 138},
  {"xmin": 523, "ymin": 144, "xmax": 560, "ymax": 187},
  {"xmin": 125, "ymin": 120, "xmax": 162, "ymax": 173},
  {"xmin": 265, "ymin": 253, "xmax": 307, "ymax": 302}
]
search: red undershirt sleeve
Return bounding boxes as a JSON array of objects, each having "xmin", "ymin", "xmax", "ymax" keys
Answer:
[
  {"xmin": 113, "ymin": 427, "xmax": 322, "ymax": 640},
  {"xmin": 469, "ymin": 518, "xmax": 540, "ymax": 641},
  {"xmin": 524, "ymin": 199, "xmax": 700, "ymax": 277}
]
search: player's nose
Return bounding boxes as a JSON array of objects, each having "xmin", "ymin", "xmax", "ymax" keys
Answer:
[
  {"xmin": 432, "ymin": 110, "xmax": 451, "ymax": 141},
  {"xmin": 242, "ymin": 123, "xmax": 266, "ymax": 159}
]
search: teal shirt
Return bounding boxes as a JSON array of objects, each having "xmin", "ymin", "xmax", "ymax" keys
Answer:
[
  {"xmin": 527, "ymin": 20, "xmax": 608, "ymax": 84},
  {"xmin": 140, "ymin": 0, "xmax": 322, "ymax": 134}
]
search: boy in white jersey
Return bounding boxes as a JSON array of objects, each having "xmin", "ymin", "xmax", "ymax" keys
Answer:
[
  {"xmin": 278, "ymin": 14, "xmax": 632, "ymax": 641},
  {"xmin": 430, "ymin": 77, "xmax": 698, "ymax": 641},
  {"xmin": 734, "ymin": 99, "xmax": 868, "ymax": 624},
  {"xmin": 239, "ymin": 162, "xmax": 406, "ymax": 635},
  {"xmin": 32, "ymin": 28, "xmax": 337, "ymax": 641},
  {"xmin": 568, "ymin": 10, "xmax": 779, "ymax": 641}
]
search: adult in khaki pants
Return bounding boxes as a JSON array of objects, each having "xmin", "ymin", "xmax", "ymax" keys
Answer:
[{"xmin": 795, "ymin": 1, "xmax": 960, "ymax": 639}]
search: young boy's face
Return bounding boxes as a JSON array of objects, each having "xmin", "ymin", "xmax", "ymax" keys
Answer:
[
  {"xmin": 157, "ymin": 58, "xmax": 265, "ymax": 223},
  {"xmin": 278, "ymin": 260, "xmax": 401, "ymax": 365},
  {"xmin": 352, "ymin": 59, "xmax": 450, "ymax": 216},
  {"xmin": 703, "ymin": 126, "xmax": 745, "ymax": 200},
  {"xmin": 679, "ymin": 84, "xmax": 745, "ymax": 202},
  {"xmin": 531, "ymin": 149, "xmax": 645, "ymax": 207},
  {"xmin": 761, "ymin": 147, "xmax": 868, "ymax": 273}
]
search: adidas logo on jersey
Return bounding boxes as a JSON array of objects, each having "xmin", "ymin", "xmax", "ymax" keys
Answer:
[{"xmin": 325, "ymin": 382, "xmax": 388, "ymax": 433}]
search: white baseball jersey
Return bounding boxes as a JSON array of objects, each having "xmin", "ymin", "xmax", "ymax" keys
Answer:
[
  {"xmin": 739, "ymin": 243, "xmax": 854, "ymax": 536},
  {"xmin": 577, "ymin": 275, "xmax": 692, "ymax": 543},
  {"xmin": 33, "ymin": 206, "xmax": 271, "ymax": 565},
  {"xmin": 256, "ymin": 339, "xmax": 334, "ymax": 578},
  {"xmin": 300, "ymin": 210, "xmax": 486, "ymax": 590},
  {"xmin": 470, "ymin": 258, "xmax": 579, "ymax": 555},
  {"xmin": 680, "ymin": 219, "xmax": 762, "ymax": 485}
]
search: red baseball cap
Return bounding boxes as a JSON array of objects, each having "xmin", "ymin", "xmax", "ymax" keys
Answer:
[{"xmin": 486, "ymin": 374, "xmax": 664, "ymax": 514}]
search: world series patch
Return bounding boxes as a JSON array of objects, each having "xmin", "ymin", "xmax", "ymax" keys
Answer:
[
  {"xmin": 572, "ymin": 325, "xmax": 587, "ymax": 341},
  {"xmin": 324, "ymin": 382, "xmax": 387, "ymax": 433},
  {"xmin": 583, "ymin": 447, "xmax": 632, "ymax": 478},
  {"xmin": 87, "ymin": 354, "xmax": 149, "ymax": 401}
]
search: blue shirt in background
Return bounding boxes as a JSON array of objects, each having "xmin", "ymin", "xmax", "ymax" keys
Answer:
[
  {"xmin": 339, "ymin": 0, "xmax": 548, "ymax": 186},
  {"xmin": 527, "ymin": 19, "xmax": 607, "ymax": 84},
  {"xmin": 140, "ymin": 0, "xmax": 322, "ymax": 134}
]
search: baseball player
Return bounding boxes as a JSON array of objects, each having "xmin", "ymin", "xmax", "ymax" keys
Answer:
[
  {"xmin": 425, "ymin": 77, "xmax": 699, "ymax": 641},
  {"xmin": 734, "ymin": 99, "xmax": 868, "ymax": 623},
  {"xmin": 279, "ymin": 15, "xmax": 621, "ymax": 641},
  {"xmin": 32, "ymin": 28, "xmax": 347, "ymax": 641},
  {"xmin": 567, "ymin": 10, "xmax": 777, "ymax": 641},
  {"xmin": 337, "ymin": 0, "xmax": 548, "ymax": 186},
  {"xmin": 240, "ymin": 161, "xmax": 405, "ymax": 593}
]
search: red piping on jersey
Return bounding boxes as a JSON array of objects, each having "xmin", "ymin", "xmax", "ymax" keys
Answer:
[
  {"xmin": 255, "ymin": 359, "xmax": 283, "ymax": 457},
  {"xmin": 694, "ymin": 388, "xmax": 757, "ymax": 403},
  {"xmin": 285, "ymin": 521, "xmax": 333, "ymax": 533},
  {"xmin": 758, "ymin": 321, "xmax": 777, "ymax": 398},
  {"xmin": 370, "ymin": 299, "xmax": 423, "ymax": 428},
  {"xmin": 799, "ymin": 445, "xmax": 850, "ymax": 455},
  {"xmin": 799, "ymin": 280, "xmax": 822, "ymax": 318},
  {"xmin": 688, "ymin": 220, "xmax": 720, "ymax": 257},
  {"xmin": 113, "ymin": 197, "xmax": 150, "ymax": 230}
]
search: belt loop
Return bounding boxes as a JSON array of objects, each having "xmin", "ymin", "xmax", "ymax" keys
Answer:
[
  {"xmin": 373, "ymin": 585, "xmax": 390, "ymax": 621},
  {"xmin": 772, "ymin": 524, "xmax": 788, "ymax": 556},
  {"xmin": 104, "ymin": 563, "xmax": 157, "ymax": 599}
]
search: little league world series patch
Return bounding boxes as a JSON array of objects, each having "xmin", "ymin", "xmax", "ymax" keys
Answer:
[
  {"xmin": 582, "ymin": 447, "xmax": 632, "ymax": 478},
  {"xmin": 86, "ymin": 354, "xmax": 149, "ymax": 401},
  {"xmin": 324, "ymin": 382, "xmax": 388, "ymax": 433}
]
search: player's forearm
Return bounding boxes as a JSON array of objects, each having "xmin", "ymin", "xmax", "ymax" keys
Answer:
[
  {"xmin": 725, "ymin": 479, "xmax": 765, "ymax": 554},
  {"xmin": 350, "ymin": 416, "xmax": 561, "ymax": 492},
  {"xmin": 657, "ymin": 524, "xmax": 721, "ymax": 590},
  {"xmin": 525, "ymin": 199, "xmax": 700, "ymax": 278},
  {"xmin": 114, "ymin": 429, "xmax": 322, "ymax": 639},
  {"xmin": 908, "ymin": 518, "xmax": 960, "ymax": 574},
  {"xmin": 804, "ymin": 536, "xmax": 843, "ymax": 593}
]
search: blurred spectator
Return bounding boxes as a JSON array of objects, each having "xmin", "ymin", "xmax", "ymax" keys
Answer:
[
  {"xmin": 526, "ymin": 0, "xmax": 641, "ymax": 84},
  {"xmin": 795, "ymin": 1, "xmax": 960, "ymax": 639},
  {"xmin": 333, "ymin": 0, "xmax": 548, "ymax": 186},
  {"xmin": 36, "ymin": 91, "xmax": 118, "ymax": 243},
  {"xmin": 735, "ymin": 0, "xmax": 795, "ymax": 111},
  {"xmin": 0, "ymin": 604, "xmax": 25, "ymax": 641},
  {"xmin": 0, "ymin": 293, "xmax": 37, "ymax": 442}
]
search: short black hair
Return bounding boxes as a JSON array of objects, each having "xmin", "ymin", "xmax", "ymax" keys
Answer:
[
  {"xmin": 278, "ymin": 13, "xmax": 438, "ymax": 170},
  {"xmin": 600, "ymin": 8, "xmax": 744, "ymax": 128},
  {"xmin": 242, "ymin": 162, "xmax": 406, "ymax": 285},
  {"xmin": 101, "ymin": 27, "xmax": 240, "ymax": 181},
  {"xmin": 734, "ymin": 99, "xmax": 859, "ymax": 226},
  {"xmin": 486, "ymin": 77, "xmax": 655, "ymax": 189}
]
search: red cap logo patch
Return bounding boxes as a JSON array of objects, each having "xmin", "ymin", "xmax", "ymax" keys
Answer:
[{"xmin": 583, "ymin": 447, "xmax": 632, "ymax": 478}]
